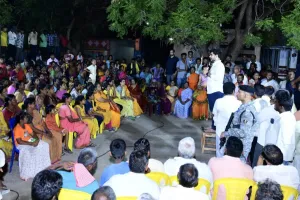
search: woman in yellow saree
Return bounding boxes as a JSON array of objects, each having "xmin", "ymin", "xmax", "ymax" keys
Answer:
[
  {"xmin": 0, "ymin": 109, "xmax": 12, "ymax": 157},
  {"xmin": 116, "ymin": 79, "xmax": 143, "ymax": 117},
  {"xmin": 74, "ymin": 95, "xmax": 99, "ymax": 139},
  {"xmin": 94, "ymin": 83, "xmax": 120, "ymax": 131}
]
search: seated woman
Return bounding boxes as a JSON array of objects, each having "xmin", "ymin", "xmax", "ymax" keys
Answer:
[
  {"xmin": 14, "ymin": 111, "xmax": 51, "ymax": 181},
  {"xmin": 174, "ymin": 82, "xmax": 193, "ymax": 119},
  {"xmin": 157, "ymin": 82, "xmax": 171, "ymax": 115},
  {"xmin": 45, "ymin": 105, "xmax": 70, "ymax": 154},
  {"xmin": 74, "ymin": 95, "xmax": 99, "ymax": 139},
  {"xmin": 129, "ymin": 78, "xmax": 147, "ymax": 112},
  {"xmin": 84, "ymin": 91, "xmax": 104, "ymax": 130},
  {"xmin": 59, "ymin": 93, "xmax": 94, "ymax": 149},
  {"xmin": 94, "ymin": 83, "xmax": 120, "ymax": 131},
  {"xmin": 44, "ymin": 85, "xmax": 58, "ymax": 106},
  {"xmin": 0, "ymin": 111, "xmax": 12, "ymax": 157},
  {"xmin": 56, "ymin": 82, "xmax": 68, "ymax": 101},
  {"xmin": 36, "ymin": 83, "xmax": 47, "ymax": 117},
  {"xmin": 116, "ymin": 79, "xmax": 143, "ymax": 117},
  {"xmin": 2, "ymin": 94, "xmax": 21, "ymax": 126},
  {"xmin": 166, "ymin": 80, "xmax": 178, "ymax": 111},
  {"xmin": 23, "ymin": 97, "xmax": 62, "ymax": 163},
  {"xmin": 147, "ymin": 87, "xmax": 160, "ymax": 116}
]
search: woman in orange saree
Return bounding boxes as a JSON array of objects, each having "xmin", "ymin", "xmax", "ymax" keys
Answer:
[
  {"xmin": 187, "ymin": 67, "xmax": 199, "ymax": 90},
  {"xmin": 128, "ymin": 79, "xmax": 147, "ymax": 112},
  {"xmin": 192, "ymin": 85, "xmax": 208, "ymax": 120}
]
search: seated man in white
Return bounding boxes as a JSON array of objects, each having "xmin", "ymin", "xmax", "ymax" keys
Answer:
[
  {"xmin": 104, "ymin": 150, "xmax": 160, "ymax": 199},
  {"xmin": 134, "ymin": 138, "xmax": 164, "ymax": 173},
  {"xmin": 254, "ymin": 144, "xmax": 299, "ymax": 189},
  {"xmin": 164, "ymin": 137, "xmax": 213, "ymax": 192},
  {"xmin": 160, "ymin": 164, "xmax": 209, "ymax": 200}
]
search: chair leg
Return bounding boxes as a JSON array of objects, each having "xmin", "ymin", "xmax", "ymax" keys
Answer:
[
  {"xmin": 201, "ymin": 134, "xmax": 205, "ymax": 153},
  {"xmin": 9, "ymin": 149, "xmax": 15, "ymax": 173}
]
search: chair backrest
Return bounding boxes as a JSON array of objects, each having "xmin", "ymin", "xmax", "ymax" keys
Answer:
[
  {"xmin": 169, "ymin": 175, "xmax": 211, "ymax": 194},
  {"xmin": 146, "ymin": 172, "xmax": 171, "ymax": 187},
  {"xmin": 212, "ymin": 178, "xmax": 256, "ymax": 200},
  {"xmin": 117, "ymin": 197, "xmax": 137, "ymax": 200},
  {"xmin": 58, "ymin": 188, "xmax": 91, "ymax": 200},
  {"xmin": 9, "ymin": 117, "xmax": 18, "ymax": 149},
  {"xmin": 18, "ymin": 102, "xmax": 23, "ymax": 109},
  {"xmin": 251, "ymin": 184, "xmax": 299, "ymax": 200}
]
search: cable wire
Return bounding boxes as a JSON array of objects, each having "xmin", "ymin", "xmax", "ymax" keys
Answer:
[{"xmin": 96, "ymin": 120, "xmax": 165, "ymax": 159}]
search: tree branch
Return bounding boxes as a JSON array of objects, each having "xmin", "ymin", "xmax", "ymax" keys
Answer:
[
  {"xmin": 235, "ymin": 0, "xmax": 249, "ymax": 31},
  {"xmin": 229, "ymin": 0, "xmax": 249, "ymax": 13}
]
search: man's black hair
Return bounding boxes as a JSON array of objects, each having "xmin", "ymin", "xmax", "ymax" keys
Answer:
[
  {"xmin": 129, "ymin": 150, "xmax": 148, "ymax": 173},
  {"xmin": 223, "ymin": 82, "xmax": 235, "ymax": 95},
  {"xmin": 110, "ymin": 139, "xmax": 126, "ymax": 159},
  {"xmin": 209, "ymin": 49, "xmax": 222, "ymax": 56},
  {"xmin": 225, "ymin": 136, "xmax": 243, "ymax": 158},
  {"xmin": 134, "ymin": 138, "xmax": 150, "ymax": 158},
  {"xmin": 178, "ymin": 164, "xmax": 198, "ymax": 188},
  {"xmin": 254, "ymin": 84, "xmax": 265, "ymax": 97},
  {"xmin": 261, "ymin": 145, "xmax": 283, "ymax": 165},
  {"xmin": 275, "ymin": 90, "xmax": 293, "ymax": 111}
]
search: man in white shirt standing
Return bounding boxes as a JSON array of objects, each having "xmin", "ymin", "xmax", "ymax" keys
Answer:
[
  {"xmin": 261, "ymin": 71, "xmax": 279, "ymax": 94},
  {"xmin": 7, "ymin": 28, "xmax": 17, "ymax": 59},
  {"xmin": 246, "ymin": 54, "xmax": 261, "ymax": 72},
  {"xmin": 104, "ymin": 150, "xmax": 160, "ymax": 199},
  {"xmin": 207, "ymin": 49, "xmax": 225, "ymax": 132},
  {"xmin": 254, "ymin": 145, "xmax": 299, "ymax": 189},
  {"xmin": 274, "ymin": 90, "xmax": 296, "ymax": 164},
  {"xmin": 28, "ymin": 28, "xmax": 38, "ymax": 60},
  {"xmin": 159, "ymin": 164, "xmax": 209, "ymax": 200},
  {"xmin": 164, "ymin": 137, "xmax": 213, "ymax": 191},
  {"xmin": 87, "ymin": 59, "xmax": 97, "ymax": 85},
  {"xmin": 213, "ymin": 82, "xmax": 241, "ymax": 157}
]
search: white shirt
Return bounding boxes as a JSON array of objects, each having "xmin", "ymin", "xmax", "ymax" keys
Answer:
[
  {"xmin": 213, "ymin": 95, "xmax": 241, "ymax": 137},
  {"xmin": 254, "ymin": 165, "xmax": 299, "ymax": 189},
  {"xmin": 87, "ymin": 65, "xmax": 97, "ymax": 84},
  {"xmin": 253, "ymin": 98, "xmax": 269, "ymax": 113},
  {"xmin": 231, "ymin": 74, "xmax": 248, "ymax": 85},
  {"xmin": 159, "ymin": 185, "xmax": 209, "ymax": 200},
  {"xmin": 276, "ymin": 111, "xmax": 296, "ymax": 161},
  {"xmin": 149, "ymin": 158, "xmax": 165, "ymax": 173},
  {"xmin": 257, "ymin": 105, "xmax": 280, "ymax": 145},
  {"xmin": 279, "ymin": 80, "xmax": 287, "ymax": 89},
  {"xmin": 8, "ymin": 31, "xmax": 17, "ymax": 45},
  {"xmin": 46, "ymin": 58, "xmax": 59, "ymax": 65},
  {"xmin": 207, "ymin": 60, "xmax": 225, "ymax": 94},
  {"xmin": 261, "ymin": 79, "xmax": 279, "ymax": 94},
  {"xmin": 246, "ymin": 61, "xmax": 261, "ymax": 72},
  {"xmin": 28, "ymin": 31, "xmax": 38, "ymax": 45},
  {"xmin": 104, "ymin": 172, "xmax": 160, "ymax": 199},
  {"xmin": 164, "ymin": 157, "xmax": 213, "ymax": 189}
]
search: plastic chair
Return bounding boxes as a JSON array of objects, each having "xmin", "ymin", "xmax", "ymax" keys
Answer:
[
  {"xmin": 251, "ymin": 184, "xmax": 299, "ymax": 200},
  {"xmin": 9, "ymin": 117, "xmax": 19, "ymax": 173},
  {"xmin": 91, "ymin": 100, "xmax": 104, "ymax": 134},
  {"xmin": 117, "ymin": 197, "xmax": 137, "ymax": 200},
  {"xmin": 212, "ymin": 178, "xmax": 256, "ymax": 200},
  {"xmin": 169, "ymin": 175, "xmax": 211, "ymax": 194},
  {"xmin": 146, "ymin": 172, "xmax": 171, "ymax": 187},
  {"xmin": 58, "ymin": 188, "xmax": 91, "ymax": 200},
  {"xmin": 55, "ymin": 113, "xmax": 74, "ymax": 152}
]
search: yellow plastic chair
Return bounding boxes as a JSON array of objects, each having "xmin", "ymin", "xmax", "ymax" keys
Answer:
[
  {"xmin": 146, "ymin": 172, "xmax": 171, "ymax": 187},
  {"xmin": 58, "ymin": 188, "xmax": 91, "ymax": 200},
  {"xmin": 169, "ymin": 175, "xmax": 211, "ymax": 194},
  {"xmin": 55, "ymin": 113, "xmax": 74, "ymax": 152},
  {"xmin": 251, "ymin": 184, "xmax": 299, "ymax": 200},
  {"xmin": 18, "ymin": 102, "xmax": 23, "ymax": 109},
  {"xmin": 117, "ymin": 197, "xmax": 137, "ymax": 200},
  {"xmin": 212, "ymin": 178, "xmax": 256, "ymax": 200}
]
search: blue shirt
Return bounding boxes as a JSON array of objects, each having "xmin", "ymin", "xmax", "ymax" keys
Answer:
[
  {"xmin": 99, "ymin": 162, "xmax": 130, "ymax": 186},
  {"xmin": 166, "ymin": 56, "xmax": 179, "ymax": 75},
  {"xmin": 58, "ymin": 171, "xmax": 99, "ymax": 194}
]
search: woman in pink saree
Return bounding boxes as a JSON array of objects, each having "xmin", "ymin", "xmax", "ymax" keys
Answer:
[{"xmin": 58, "ymin": 93, "xmax": 95, "ymax": 149}]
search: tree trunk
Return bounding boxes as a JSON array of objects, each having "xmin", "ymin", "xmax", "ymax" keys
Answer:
[{"xmin": 67, "ymin": 18, "xmax": 75, "ymax": 49}]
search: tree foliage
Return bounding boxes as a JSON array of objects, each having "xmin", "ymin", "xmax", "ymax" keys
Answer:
[
  {"xmin": 107, "ymin": 0, "xmax": 300, "ymax": 57},
  {"xmin": 0, "ymin": 0, "xmax": 13, "ymax": 25}
]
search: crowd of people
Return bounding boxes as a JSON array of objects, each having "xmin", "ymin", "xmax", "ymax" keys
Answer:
[{"xmin": 0, "ymin": 36, "xmax": 299, "ymax": 199}]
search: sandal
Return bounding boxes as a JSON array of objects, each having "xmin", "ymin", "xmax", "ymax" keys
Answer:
[{"xmin": 87, "ymin": 143, "xmax": 97, "ymax": 147}]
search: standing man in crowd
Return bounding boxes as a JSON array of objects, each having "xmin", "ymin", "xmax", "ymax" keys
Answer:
[
  {"xmin": 28, "ymin": 28, "xmax": 38, "ymax": 60},
  {"xmin": 165, "ymin": 49, "xmax": 179, "ymax": 85},
  {"xmin": 274, "ymin": 90, "xmax": 296, "ymax": 165},
  {"xmin": 0, "ymin": 27, "xmax": 8, "ymax": 57},
  {"xmin": 39, "ymin": 30, "xmax": 47, "ymax": 59},
  {"xmin": 221, "ymin": 85, "xmax": 258, "ymax": 163},
  {"xmin": 15, "ymin": 29, "xmax": 24, "ymax": 62},
  {"xmin": 206, "ymin": 49, "xmax": 225, "ymax": 132},
  {"xmin": 187, "ymin": 51, "xmax": 195, "ymax": 69},
  {"xmin": 176, "ymin": 53, "xmax": 188, "ymax": 87},
  {"xmin": 7, "ymin": 27, "xmax": 17, "ymax": 59},
  {"xmin": 247, "ymin": 54, "xmax": 261, "ymax": 72}
]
